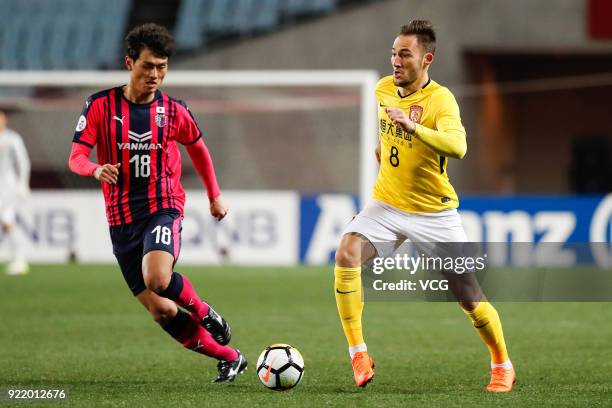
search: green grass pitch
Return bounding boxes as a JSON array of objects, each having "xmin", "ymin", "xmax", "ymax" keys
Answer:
[{"xmin": 1, "ymin": 264, "xmax": 611, "ymax": 407}]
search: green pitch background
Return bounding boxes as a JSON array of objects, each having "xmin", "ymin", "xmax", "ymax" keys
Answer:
[{"xmin": 1, "ymin": 265, "xmax": 611, "ymax": 407}]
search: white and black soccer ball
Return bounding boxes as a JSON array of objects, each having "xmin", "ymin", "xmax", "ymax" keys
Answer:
[{"xmin": 256, "ymin": 344, "xmax": 304, "ymax": 391}]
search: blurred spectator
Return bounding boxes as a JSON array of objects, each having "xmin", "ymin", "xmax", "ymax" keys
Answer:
[{"xmin": 0, "ymin": 110, "xmax": 31, "ymax": 275}]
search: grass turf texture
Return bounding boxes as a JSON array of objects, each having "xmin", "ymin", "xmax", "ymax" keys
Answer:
[{"xmin": 1, "ymin": 265, "xmax": 611, "ymax": 407}]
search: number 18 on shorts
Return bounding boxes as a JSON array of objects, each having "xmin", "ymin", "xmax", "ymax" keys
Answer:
[{"xmin": 110, "ymin": 209, "xmax": 182, "ymax": 295}]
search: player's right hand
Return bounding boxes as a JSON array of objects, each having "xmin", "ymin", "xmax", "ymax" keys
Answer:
[
  {"xmin": 375, "ymin": 143, "xmax": 381, "ymax": 164},
  {"xmin": 385, "ymin": 107, "xmax": 415, "ymax": 133},
  {"xmin": 94, "ymin": 163, "xmax": 121, "ymax": 185}
]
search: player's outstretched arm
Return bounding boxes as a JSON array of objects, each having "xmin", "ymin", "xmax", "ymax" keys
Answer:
[{"xmin": 185, "ymin": 138, "xmax": 227, "ymax": 221}]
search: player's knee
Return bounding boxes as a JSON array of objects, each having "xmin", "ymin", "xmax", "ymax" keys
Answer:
[
  {"xmin": 143, "ymin": 269, "xmax": 172, "ymax": 294},
  {"xmin": 335, "ymin": 242, "xmax": 361, "ymax": 267},
  {"xmin": 142, "ymin": 252, "xmax": 174, "ymax": 294}
]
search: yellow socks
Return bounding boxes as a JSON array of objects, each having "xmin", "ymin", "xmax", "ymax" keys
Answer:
[
  {"xmin": 334, "ymin": 265, "xmax": 365, "ymax": 349},
  {"xmin": 464, "ymin": 301, "xmax": 510, "ymax": 365},
  {"xmin": 335, "ymin": 266, "xmax": 510, "ymax": 365}
]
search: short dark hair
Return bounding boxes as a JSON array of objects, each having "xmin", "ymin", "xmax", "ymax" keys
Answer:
[
  {"xmin": 125, "ymin": 23, "xmax": 175, "ymax": 61},
  {"xmin": 399, "ymin": 20, "xmax": 436, "ymax": 54}
]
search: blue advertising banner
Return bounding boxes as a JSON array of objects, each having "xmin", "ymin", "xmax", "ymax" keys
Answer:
[
  {"xmin": 459, "ymin": 195, "xmax": 609, "ymax": 243},
  {"xmin": 4, "ymin": 192, "xmax": 611, "ymax": 266},
  {"xmin": 299, "ymin": 194, "xmax": 612, "ymax": 265}
]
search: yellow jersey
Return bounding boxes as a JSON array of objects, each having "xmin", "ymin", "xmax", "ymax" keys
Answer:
[{"xmin": 372, "ymin": 76, "xmax": 466, "ymax": 213}]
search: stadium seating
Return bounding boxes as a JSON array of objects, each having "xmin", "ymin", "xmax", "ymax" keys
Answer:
[
  {"xmin": 281, "ymin": 0, "xmax": 337, "ymax": 17},
  {"xmin": 0, "ymin": 0, "xmax": 339, "ymax": 70},
  {"xmin": 174, "ymin": 0, "xmax": 267, "ymax": 49},
  {"xmin": 174, "ymin": 0, "xmax": 337, "ymax": 52},
  {"xmin": 0, "ymin": 0, "xmax": 130, "ymax": 70},
  {"xmin": 174, "ymin": 0, "xmax": 208, "ymax": 51}
]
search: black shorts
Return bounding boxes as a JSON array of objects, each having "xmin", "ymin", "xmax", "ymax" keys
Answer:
[{"xmin": 110, "ymin": 209, "xmax": 182, "ymax": 296}]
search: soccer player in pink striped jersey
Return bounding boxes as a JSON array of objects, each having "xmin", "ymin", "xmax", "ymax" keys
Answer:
[{"xmin": 68, "ymin": 23, "xmax": 246, "ymax": 382}]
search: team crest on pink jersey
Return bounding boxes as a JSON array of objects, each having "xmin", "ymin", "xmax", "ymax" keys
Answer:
[
  {"xmin": 155, "ymin": 114, "xmax": 167, "ymax": 127},
  {"xmin": 409, "ymin": 105, "xmax": 423, "ymax": 123},
  {"xmin": 155, "ymin": 106, "xmax": 167, "ymax": 128}
]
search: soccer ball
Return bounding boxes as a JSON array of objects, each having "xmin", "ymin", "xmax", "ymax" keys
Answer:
[{"xmin": 256, "ymin": 344, "xmax": 304, "ymax": 391}]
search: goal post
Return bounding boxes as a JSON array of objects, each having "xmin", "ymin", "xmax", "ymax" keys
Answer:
[{"xmin": 0, "ymin": 70, "xmax": 380, "ymax": 207}]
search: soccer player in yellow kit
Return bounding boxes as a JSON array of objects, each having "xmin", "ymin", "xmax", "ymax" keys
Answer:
[{"xmin": 334, "ymin": 20, "xmax": 515, "ymax": 392}]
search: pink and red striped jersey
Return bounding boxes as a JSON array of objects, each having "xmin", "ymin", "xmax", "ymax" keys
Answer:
[{"xmin": 71, "ymin": 87, "xmax": 210, "ymax": 226}]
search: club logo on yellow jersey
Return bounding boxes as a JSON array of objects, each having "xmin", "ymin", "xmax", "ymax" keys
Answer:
[{"xmin": 409, "ymin": 105, "xmax": 423, "ymax": 123}]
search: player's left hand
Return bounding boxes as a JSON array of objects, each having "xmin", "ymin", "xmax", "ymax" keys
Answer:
[
  {"xmin": 210, "ymin": 196, "xmax": 228, "ymax": 221},
  {"xmin": 385, "ymin": 107, "xmax": 416, "ymax": 133}
]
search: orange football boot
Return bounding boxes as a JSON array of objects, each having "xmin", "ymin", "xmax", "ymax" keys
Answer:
[
  {"xmin": 487, "ymin": 367, "xmax": 516, "ymax": 392},
  {"xmin": 351, "ymin": 351, "xmax": 375, "ymax": 387}
]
